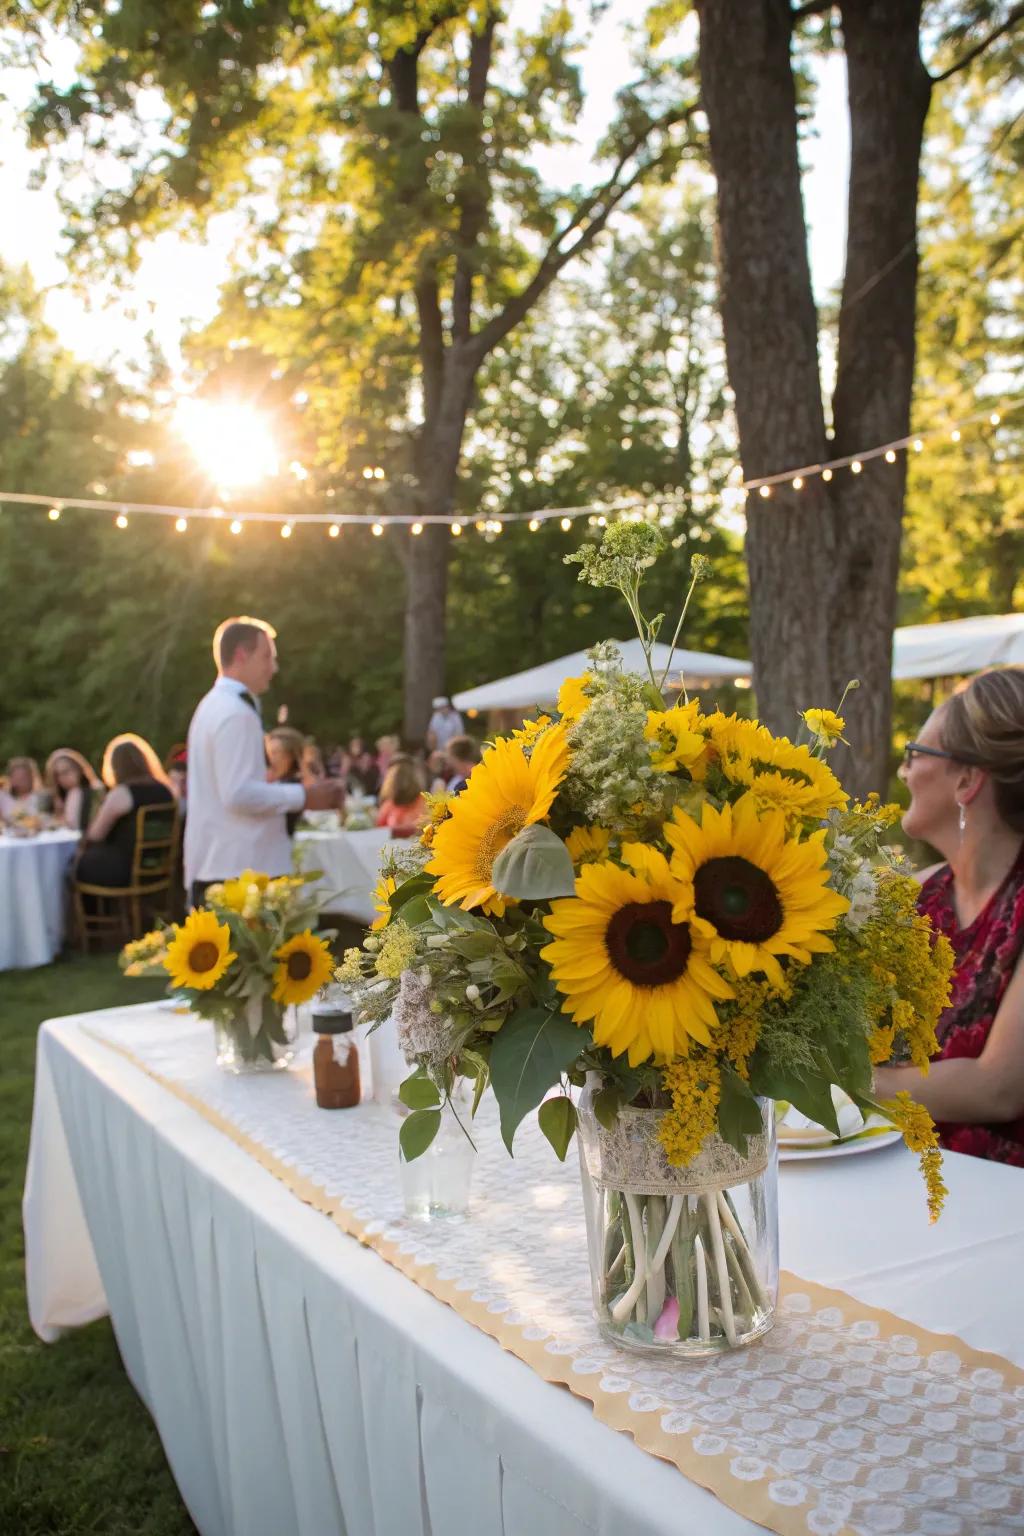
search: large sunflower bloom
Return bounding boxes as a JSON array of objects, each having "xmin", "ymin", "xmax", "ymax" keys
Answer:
[
  {"xmin": 665, "ymin": 794, "xmax": 849, "ymax": 989},
  {"xmin": 426, "ymin": 723, "xmax": 569, "ymax": 916},
  {"xmin": 566, "ymin": 823, "xmax": 612, "ymax": 865},
  {"xmin": 164, "ymin": 909, "xmax": 236, "ymax": 991},
  {"xmin": 272, "ymin": 930, "xmax": 334, "ymax": 1005},
  {"xmin": 541, "ymin": 843, "xmax": 733, "ymax": 1065}
]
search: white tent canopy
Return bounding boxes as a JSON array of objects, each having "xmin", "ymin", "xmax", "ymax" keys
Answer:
[
  {"xmin": 892, "ymin": 613, "xmax": 1024, "ymax": 680},
  {"xmin": 453, "ymin": 638, "xmax": 752, "ymax": 713}
]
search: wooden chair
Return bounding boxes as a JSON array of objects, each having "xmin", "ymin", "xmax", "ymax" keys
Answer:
[{"xmin": 74, "ymin": 801, "xmax": 181, "ymax": 950}]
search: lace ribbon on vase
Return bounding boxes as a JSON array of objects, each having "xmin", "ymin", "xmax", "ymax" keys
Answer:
[{"xmin": 577, "ymin": 1099, "xmax": 771, "ymax": 1195}]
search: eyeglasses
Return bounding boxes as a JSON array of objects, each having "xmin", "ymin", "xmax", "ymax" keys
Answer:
[{"xmin": 902, "ymin": 741, "xmax": 959, "ymax": 765}]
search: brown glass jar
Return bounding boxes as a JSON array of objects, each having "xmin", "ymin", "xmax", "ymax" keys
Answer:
[{"xmin": 311, "ymin": 1002, "xmax": 361, "ymax": 1109}]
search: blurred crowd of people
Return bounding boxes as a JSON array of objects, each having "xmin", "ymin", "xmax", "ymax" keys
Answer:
[{"xmin": 0, "ymin": 691, "xmax": 481, "ymax": 889}]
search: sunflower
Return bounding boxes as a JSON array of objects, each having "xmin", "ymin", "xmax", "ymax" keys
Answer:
[
  {"xmin": 370, "ymin": 874, "xmax": 397, "ymax": 930},
  {"xmin": 566, "ymin": 823, "xmax": 612, "ymax": 864},
  {"xmin": 705, "ymin": 714, "xmax": 848, "ymax": 820},
  {"xmin": 645, "ymin": 701, "xmax": 710, "ymax": 777},
  {"xmin": 216, "ymin": 873, "xmax": 265, "ymax": 914},
  {"xmin": 163, "ymin": 909, "xmax": 236, "ymax": 991},
  {"xmin": 426, "ymin": 722, "xmax": 569, "ymax": 915},
  {"xmin": 665, "ymin": 794, "xmax": 849, "ymax": 989},
  {"xmin": 272, "ymin": 930, "xmax": 334, "ymax": 1005},
  {"xmin": 557, "ymin": 674, "xmax": 593, "ymax": 723},
  {"xmin": 541, "ymin": 843, "xmax": 733, "ymax": 1065}
]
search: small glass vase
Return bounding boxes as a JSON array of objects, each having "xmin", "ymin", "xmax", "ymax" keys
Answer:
[
  {"xmin": 577, "ymin": 1082, "xmax": 778, "ymax": 1357},
  {"xmin": 399, "ymin": 1100, "xmax": 477, "ymax": 1221},
  {"xmin": 214, "ymin": 995, "xmax": 297, "ymax": 1074}
]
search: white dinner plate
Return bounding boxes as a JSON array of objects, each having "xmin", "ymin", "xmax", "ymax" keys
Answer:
[{"xmin": 778, "ymin": 1124, "xmax": 903, "ymax": 1161}]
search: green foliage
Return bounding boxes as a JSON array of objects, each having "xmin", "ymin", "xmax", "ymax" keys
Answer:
[
  {"xmin": 537, "ymin": 1094, "xmax": 577, "ymax": 1161},
  {"xmin": 490, "ymin": 824, "xmax": 576, "ymax": 900},
  {"xmin": 488, "ymin": 1005, "xmax": 583, "ymax": 1153},
  {"xmin": 398, "ymin": 1106, "xmax": 441, "ymax": 1160}
]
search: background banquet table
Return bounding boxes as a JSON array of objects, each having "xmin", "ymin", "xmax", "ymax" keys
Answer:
[
  {"xmin": 24, "ymin": 1005, "xmax": 1024, "ymax": 1536},
  {"xmin": 0, "ymin": 828, "xmax": 79, "ymax": 970},
  {"xmin": 293, "ymin": 825, "xmax": 391, "ymax": 925}
]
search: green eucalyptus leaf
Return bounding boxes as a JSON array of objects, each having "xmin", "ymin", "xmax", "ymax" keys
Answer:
[
  {"xmin": 491, "ymin": 823, "xmax": 576, "ymax": 900},
  {"xmin": 399, "ymin": 1108, "xmax": 441, "ymax": 1161},
  {"xmin": 398, "ymin": 1074, "xmax": 442, "ymax": 1110},
  {"xmin": 538, "ymin": 1096, "xmax": 578, "ymax": 1160},
  {"xmin": 593, "ymin": 1084, "xmax": 623, "ymax": 1131},
  {"xmin": 748, "ymin": 1058, "xmax": 841, "ymax": 1137},
  {"xmin": 717, "ymin": 1063, "xmax": 764, "ymax": 1154},
  {"xmin": 489, "ymin": 1007, "xmax": 584, "ymax": 1154},
  {"xmin": 389, "ymin": 872, "xmax": 435, "ymax": 913}
]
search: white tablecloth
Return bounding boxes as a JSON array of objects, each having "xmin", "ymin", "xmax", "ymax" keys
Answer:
[
  {"xmin": 0, "ymin": 829, "xmax": 79, "ymax": 969},
  {"xmin": 24, "ymin": 1005, "xmax": 1024, "ymax": 1536},
  {"xmin": 294, "ymin": 827, "xmax": 391, "ymax": 925}
]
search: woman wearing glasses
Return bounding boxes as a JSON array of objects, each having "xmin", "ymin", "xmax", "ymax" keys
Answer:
[{"xmin": 874, "ymin": 666, "xmax": 1024, "ymax": 1165}]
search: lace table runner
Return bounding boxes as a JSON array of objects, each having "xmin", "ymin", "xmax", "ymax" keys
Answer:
[{"xmin": 85, "ymin": 1015, "xmax": 1024, "ymax": 1536}]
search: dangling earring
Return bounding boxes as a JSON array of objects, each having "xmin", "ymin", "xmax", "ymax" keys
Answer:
[{"xmin": 958, "ymin": 802, "xmax": 967, "ymax": 835}]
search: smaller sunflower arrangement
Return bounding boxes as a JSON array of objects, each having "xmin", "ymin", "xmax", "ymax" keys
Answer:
[
  {"xmin": 121, "ymin": 868, "xmax": 331, "ymax": 1067},
  {"xmin": 340, "ymin": 522, "xmax": 952, "ymax": 1240}
]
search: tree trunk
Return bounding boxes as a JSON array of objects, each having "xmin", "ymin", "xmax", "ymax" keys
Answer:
[
  {"xmin": 695, "ymin": 0, "xmax": 835, "ymax": 738},
  {"xmin": 829, "ymin": 0, "xmax": 930, "ymax": 793},
  {"xmin": 403, "ymin": 346, "xmax": 478, "ymax": 742},
  {"xmin": 696, "ymin": 0, "xmax": 931, "ymax": 796}
]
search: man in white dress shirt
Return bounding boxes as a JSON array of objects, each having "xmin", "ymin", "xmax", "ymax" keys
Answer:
[{"xmin": 184, "ymin": 615, "xmax": 341, "ymax": 908}]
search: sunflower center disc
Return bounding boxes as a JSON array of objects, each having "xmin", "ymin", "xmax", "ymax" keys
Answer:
[
  {"xmin": 605, "ymin": 899, "xmax": 692, "ymax": 988},
  {"xmin": 694, "ymin": 856, "xmax": 783, "ymax": 943},
  {"xmin": 189, "ymin": 941, "xmax": 221, "ymax": 973},
  {"xmin": 475, "ymin": 808, "xmax": 527, "ymax": 881},
  {"xmin": 288, "ymin": 952, "xmax": 313, "ymax": 980}
]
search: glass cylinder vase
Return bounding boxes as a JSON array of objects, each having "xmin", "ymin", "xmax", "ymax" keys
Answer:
[
  {"xmin": 399, "ymin": 1100, "xmax": 477, "ymax": 1221},
  {"xmin": 214, "ymin": 995, "xmax": 297, "ymax": 1074},
  {"xmin": 577, "ymin": 1082, "xmax": 778, "ymax": 1357}
]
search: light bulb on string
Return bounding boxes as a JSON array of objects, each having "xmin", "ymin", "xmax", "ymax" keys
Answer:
[
  {"xmin": 950, "ymin": 429, "xmax": 961, "ymax": 443},
  {"xmin": 560, "ymin": 517, "xmax": 572, "ymax": 532},
  {"xmin": 328, "ymin": 523, "xmax": 340, "ymax": 538},
  {"xmin": 230, "ymin": 519, "xmax": 243, "ymax": 535},
  {"xmin": 475, "ymin": 520, "xmax": 486, "ymax": 533},
  {"xmin": 528, "ymin": 518, "xmax": 540, "ymax": 532},
  {"xmin": 597, "ymin": 515, "xmax": 607, "ymax": 527},
  {"xmin": 913, "ymin": 439, "xmax": 923, "ymax": 452},
  {"xmin": 450, "ymin": 521, "xmax": 462, "ymax": 536},
  {"xmin": 885, "ymin": 450, "xmax": 897, "ymax": 464},
  {"xmin": 371, "ymin": 522, "xmax": 384, "ymax": 537},
  {"xmin": 281, "ymin": 523, "xmax": 293, "ymax": 539},
  {"xmin": 822, "ymin": 469, "xmax": 833, "ymax": 482},
  {"xmin": 373, "ymin": 467, "xmax": 385, "ymax": 481},
  {"xmin": 792, "ymin": 476, "xmax": 803, "ymax": 490},
  {"xmin": 175, "ymin": 517, "xmax": 188, "ymax": 533},
  {"xmin": 850, "ymin": 460, "xmax": 863, "ymax": 474},
  {"xmin": 48, "ymin": 506, "xmax": 61, "ymax": 521},
  {"xmin": 990, "ymin": 412, "xmax": 1001, "ymax": 426},
  {"xmin": 411, "ymin": 522, "xmax": 423, "ymax": 536},
  {"xmin": 115, "ymin": 513, "xmax": 128, "ymax": 529},
  {"xmin": 758, "ymin": 485, "xmax": 771, "ymax": 499}
]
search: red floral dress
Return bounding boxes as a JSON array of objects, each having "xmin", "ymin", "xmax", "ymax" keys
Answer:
[{"xmin": 918, "ymin": 842, "xmax": 1024, "ymax": 1165}]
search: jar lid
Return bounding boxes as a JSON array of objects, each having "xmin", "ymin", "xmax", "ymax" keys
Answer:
[{"xmin": 312, "ymin": 1006, "xmax": 354, "ymax": 1035}]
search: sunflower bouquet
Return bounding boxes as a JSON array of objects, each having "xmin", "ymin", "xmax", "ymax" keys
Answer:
[
  {"xmin": 339, "ymin": 523, "xmax": 953, "ymax": 1354},
  {"xmin": 120, "ymin": 869, "xmax": 334, "ymax": 1070}
]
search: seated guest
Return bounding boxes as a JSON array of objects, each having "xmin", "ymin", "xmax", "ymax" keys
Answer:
[
  {"xmin": 302, "ymin": 737, "xmax": 326, "ymax": 781},
  {"xmin": 875, "ymin": 666, "xmax": 1024, "ymax": 1164},
  {"xmin": 266, "ymin": 727, "xmax": 308, "ymax": 836},
  {"xmin": 376, "ymin": 734, "xmax": 401, "ymax": 778},
  {"xmin": 45, "ymin": 749, "xmax": 101, "ymax": 832},
  {"xmin": 164, "ymin": 743, "xmax": 188, "ymax": 809},
  {"xmin": 444, "ymin": 735, "xmax": 481, "ymax": 796},
  {"xmin": 77, "ymin": 733, "xmax": 176, "ymax": 888},
  {"xmin": 0, "ymin": 757, "xmax": 44, "ymax": 821},
  {"xmin": 347, "ymin": 735, "xmax": 381, "ymax": 796},
  {"xmin": 376, "ymin": 757, "xmax": 428, "ymax": 838}
]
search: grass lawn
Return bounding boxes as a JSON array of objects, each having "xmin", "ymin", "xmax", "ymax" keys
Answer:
[{"xmin": 1, "ymin": 954, "xmax": 196, "ymax": 1536}]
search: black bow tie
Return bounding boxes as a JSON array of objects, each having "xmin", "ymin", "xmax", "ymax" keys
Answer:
[{"xmin": 240, "ymin": 691, "xmax": 261, "ymax": 716}]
